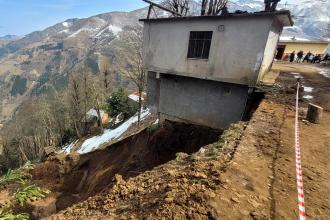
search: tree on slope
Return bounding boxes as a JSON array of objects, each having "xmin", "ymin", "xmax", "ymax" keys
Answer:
[
  {"xmin": 162, "ymin": 0, "xmax": 190, "ymax": 16},
  {"xmin": 116, "ymin": 29, "xmax": 146, "ymax": 127},
  {"xmin": 200, "ymin": 0, "xmax": 228, "ymax": 16}
]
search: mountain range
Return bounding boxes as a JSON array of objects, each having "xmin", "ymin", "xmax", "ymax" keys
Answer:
[{"xmin": 0, "ymin": 0, "xmax": 328, "ymax": 124}]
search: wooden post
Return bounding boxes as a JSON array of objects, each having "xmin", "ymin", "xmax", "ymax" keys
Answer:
[{"xmin": 306, "ymin": 103, "xmax": 323, "ymax": 124}]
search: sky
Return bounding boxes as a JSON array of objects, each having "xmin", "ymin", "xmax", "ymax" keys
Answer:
[
  {"xmin": 0, "ymin": 0, "xmax": 300, "ymax": 36},
  {"xmin": 0, "ymin": 0, "xmax": 147, "ymax": 36}
]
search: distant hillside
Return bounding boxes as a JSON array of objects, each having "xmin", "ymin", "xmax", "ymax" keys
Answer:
[{"xmin": 0, "ymin": 9, "xmax": 146, "ymax": 123}]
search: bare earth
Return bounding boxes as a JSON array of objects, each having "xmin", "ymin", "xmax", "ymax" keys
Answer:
[{"xmin": 41, "ymin": 63, "xmax": 330, "ymax": 219}]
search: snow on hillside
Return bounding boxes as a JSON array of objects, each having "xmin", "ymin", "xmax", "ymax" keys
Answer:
[
  {"xmin": 228, "ymin": 0, "xmax": 329, "ymax": 39},
  {"xmin": 62, "ymin": 22, "xmax": 71, "ymax": 28},
  {"xmin": 62, "ymin": 108, "xmax": 151, "ymax": 155}
]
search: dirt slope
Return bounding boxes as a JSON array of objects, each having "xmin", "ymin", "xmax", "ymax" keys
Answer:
[{"xmin": 44, "ymin": 63, "xmax": 329, "ymax": 219}]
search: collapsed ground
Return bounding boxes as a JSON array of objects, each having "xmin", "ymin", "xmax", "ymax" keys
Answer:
[{"xmin": 11, "ymin": 63, "xmax": 330, "ymax": 219}]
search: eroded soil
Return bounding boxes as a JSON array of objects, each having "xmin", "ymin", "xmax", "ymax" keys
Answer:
[{"xmin": 36, "ymin": 63, "xmax": 330, "ymax": 219}]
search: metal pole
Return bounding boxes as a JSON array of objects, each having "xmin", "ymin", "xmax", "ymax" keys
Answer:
[{"xmin": 142, "ymin": 0, "xmax": 182, "ymax": 17}]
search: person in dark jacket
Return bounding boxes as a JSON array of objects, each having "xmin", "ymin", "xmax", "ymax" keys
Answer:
[
  {"xmin": 322, "ymin": 53, "xmax": 329, "ymax": 61},
  {"xmin": 290, "ymin": 51, "xmax": 295, "ymax": 62},
  {"xmin": 303, "ymin": 51, "xmax": 311, "ymax": 63},
  {"xmin": 264, "ymin": 0, "xmax": 280, "ymax": 11},
  {"xmin": 296, "ymin": 50, "xmax": 304, "ymax": 63}
]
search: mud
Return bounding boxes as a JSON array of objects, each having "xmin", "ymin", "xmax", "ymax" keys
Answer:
[{"xmin": 33, "ymin": 121, "xmax": 221, "ymax": 213}]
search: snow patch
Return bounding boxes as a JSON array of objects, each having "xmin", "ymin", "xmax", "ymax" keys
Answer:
[
  {"xmin": 128, "ymin": 94, "xmax": 144, "ymax": 102},
  {"xmin": 108, "ymin": 25, "xmax": 122, "ymax": 36},
  {"xmin": 319, "ymin": 70, "xmax": 330, "ymax": 78},
  {"xmin": 77, "ymin": 108, "xmax": 151, "ymax": 154},
  {"xmin": 61, "ymin": 140, "xmax": 78, "ymax": 154},
  {"xmin": 59, "ymin": 29, "xmax": 69, "ymax": 34},
  {"xmin": 290, "ymin": 72, "xmax": 303, "ymax": 79},
  {"xmin": 62, "ymin": 22, "xmax": 71, "ymax": 27},
  {"xmin": 303, "ymin": 95, "xmax": 313, "ymax": 100},
  {"xmin": 303, "ymin": 86, "xmax": 313, "ymax": 93},
  {"xmin": 153, "ymin": 118, "xmax": 159, "ymax": 125}
]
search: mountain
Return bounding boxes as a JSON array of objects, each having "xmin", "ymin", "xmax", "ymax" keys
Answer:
[
  {"xmin": 0, "ymin": 35, "xmax": 21, "ymax": 40},
  {"xmin": 229, "ymin": 0, "xmax": 330, "ymax": 40},
  {"xmin": 0, "ymin": 9, "xmax": 146, "ymax": 123},
  {"xmin": 0, "ymin": 35, "xmax": 22, "ymax": 46},
  {"xmin": 0, "ymin": 0, "xmax": 328, "ymax": 123}
]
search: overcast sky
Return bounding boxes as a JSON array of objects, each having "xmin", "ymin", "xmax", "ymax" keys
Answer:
[{"xmin": 0, "ymin": 0, "xmax": 299, "ymax": 36}]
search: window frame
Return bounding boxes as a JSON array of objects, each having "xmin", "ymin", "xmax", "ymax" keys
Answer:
[{"xmin": 187, "ymin": 31, "xmax": 213, "ymax": 60}]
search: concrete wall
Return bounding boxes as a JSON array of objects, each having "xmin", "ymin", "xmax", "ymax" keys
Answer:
[
  {"xmin": 148, "ymin": 73, "xmax": 249, "ymax": 129},
  {"xmin": 279, "ymin": 42, "xmax": 329, "ymax": 54},
  {"xmin": 258, "ymin": 19, "xmax": 283, "ymax": 83},
  {"xmin": 143, "ymin": 17, "xmax": 276, "ymax": 86}
]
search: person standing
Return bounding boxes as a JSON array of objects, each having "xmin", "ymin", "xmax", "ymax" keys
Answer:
[
  {"xmin": 303, "ymin": 51, "xmax": 311, "ymax": 63},
  {"xmin": 264, "ymin": 0, "xmax": 280, "ymax": 11},
  {"xmin": 290, "ymin": 51, "xmax": 295, "ymax": 62},
  {"xmin": 297, "ymin": 50, "xmax": 304, "ymax": 63}
]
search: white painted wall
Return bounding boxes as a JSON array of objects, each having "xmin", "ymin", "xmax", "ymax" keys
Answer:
[
  {"xmin": 142, "ymin": 16, "xmax": 283, "ymax": 86},
  {"xmin": 258, "ymin": 19, "xmax": 283, "ymax": 82}
]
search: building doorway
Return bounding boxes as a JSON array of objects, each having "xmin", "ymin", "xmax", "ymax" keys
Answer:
[{"xmin": 276, "ymin": 45, "xmax": 286, "ymax": 60}]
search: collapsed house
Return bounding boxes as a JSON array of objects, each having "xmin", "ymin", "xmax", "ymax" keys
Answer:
[{"xmin": 141, "ymin": 11, "xmax": 293, "ymax": 129}]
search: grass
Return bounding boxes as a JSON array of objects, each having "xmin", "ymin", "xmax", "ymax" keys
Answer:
[
  {"xmin": 0, "ymin": 209, "xmax": 29, "ymax": 220},
  {"xmin": 14, "ymin": 184, "xmax": 50, "ymax": 206},
  {"xmin": 0, "ymin": 162, "xmax": 34, "ymax": 187},
  {"xmin": 0, "ymin": 161, "xmax": 50, "ymax": 218}
]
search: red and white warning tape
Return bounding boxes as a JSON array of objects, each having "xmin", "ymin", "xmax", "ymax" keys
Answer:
[{"xmin": 295, "ymin": 81, "xmax": 306, "ymax": 220}]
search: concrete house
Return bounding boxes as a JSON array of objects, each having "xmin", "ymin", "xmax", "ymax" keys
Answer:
[{"xmin": 141, "ymin": 11, "xmax": 292, "ymax": 129}]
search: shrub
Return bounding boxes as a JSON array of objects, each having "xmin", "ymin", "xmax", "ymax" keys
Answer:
[
  {"xmin": 105, "ymin": 88, "xmax": 138, "ymax": 120},
  {"xmin": 14, "ymin": 184, "xmax": 50, "ymax": 206}
]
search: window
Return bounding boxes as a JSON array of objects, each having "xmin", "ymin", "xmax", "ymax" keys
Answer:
[{"xmin": 187, "ymin": 31, "xmax": 213, "ymax": 59}]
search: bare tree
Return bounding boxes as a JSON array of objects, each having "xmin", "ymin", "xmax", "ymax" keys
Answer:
[
  {"xmin": 102, "ymin": 65, "xmax": 112, "ymax": 92},
  {"xmin": 201, "ymin": 0, "xmax": 228, "ymax": 16},
  {"xmin": 117, "ymin": 29, "xmax": 146, "ymax": 126},
  {"xmin": 68, "ymin": 74, "xmax": 84, "ymax": 139},
  {"xmin": 162, "ymin": 0, "xmax": 190, "ymax": 16}
]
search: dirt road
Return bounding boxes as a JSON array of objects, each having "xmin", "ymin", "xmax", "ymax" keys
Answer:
[{"xmin": 213, "ymin": 63, "xmax": 330, "ymax": 219}]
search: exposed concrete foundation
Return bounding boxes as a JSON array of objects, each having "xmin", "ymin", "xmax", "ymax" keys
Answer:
[{"xmin": 147, "ymin": 72, "xmax": 249, "ymax": 129}]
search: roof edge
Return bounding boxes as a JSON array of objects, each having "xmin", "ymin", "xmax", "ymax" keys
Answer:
[{"xmin": 139, "ymin": 10, "xmax": 293, "ymax": 25}]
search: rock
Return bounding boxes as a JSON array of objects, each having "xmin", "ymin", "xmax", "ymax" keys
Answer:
[
  {"xmin": 165, "ymin": 197, "xmax": 174, "ymax": 203},
  {"xmin": 250, "ymin": 211, "xmax": 261, "ymax": 220},
  {"xmin": 240, "ymin": 210, "xmax": 250, "ymax": 216},
  {"xmin": 231, "ymin": 197, "xmax": 239, "ymax": 203},
  {"xmin": 248, "ymin": 198, "xmax": 261, "ymax": 208},
  {"xmin": 167, "ymin": 170, "xmax": 176, "ymax": 177},
  {"xmin": 205, "ymin": 191, "xmax": 216, "ymax": 198},
  {"xmin": 193, "ymin": 172, "xmax": 208, "ymax": 179},
  {"xmin": 114, "ymin": 174, "xmax": 124, "ymax": 184},
  {"xmin": 307, "ymin": 175, "xmax": 314, "ymax": 180},
  {"xmin": 44, "ymin": 146, "xmax": 56, "ymax": 157}
]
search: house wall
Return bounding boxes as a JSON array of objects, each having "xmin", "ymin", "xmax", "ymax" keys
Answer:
[
  {"xmin": 258, "ymin": 18, "xmax": 283, "ymax": 83},
  {"xmin": 142, "ymin": 17, "xmax": 275, "ymax": 87},
  {"xmin": 279, "ymin": 42, "xmax": 329, "ymax": 54},
  {"xmin": 148, "ymin": 72, "xmax": 249, "ymax": 129}
]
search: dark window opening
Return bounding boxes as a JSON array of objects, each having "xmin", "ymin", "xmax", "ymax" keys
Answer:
[{"xmin": 187, "ymin": 31, "xmax": 213, "ymax": 59}]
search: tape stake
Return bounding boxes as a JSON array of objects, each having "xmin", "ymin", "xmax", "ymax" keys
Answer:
[{"xmin": 295, "ymin": 81, "xmax": 306, "ymax": 220}]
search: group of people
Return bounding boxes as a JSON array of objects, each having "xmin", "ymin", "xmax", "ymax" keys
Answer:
[{"xmin": 282, "ymin": 51, "xmax": 330, "ymax": 64}]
